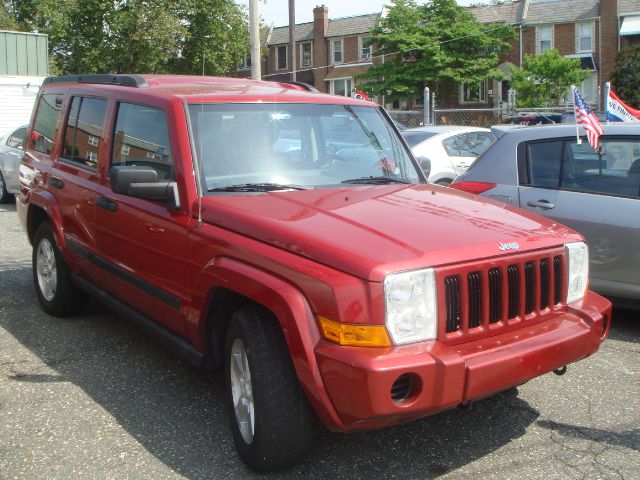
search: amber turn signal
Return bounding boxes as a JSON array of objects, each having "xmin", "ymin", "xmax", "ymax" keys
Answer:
[{"xmin": 317, "ymin": 316, "xmax": 392, "ymax": 347}]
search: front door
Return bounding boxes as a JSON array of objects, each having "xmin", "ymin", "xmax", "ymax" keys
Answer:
[{"xmin": 94, "ymin": 101, "xmax": 188, "ymax": 335}]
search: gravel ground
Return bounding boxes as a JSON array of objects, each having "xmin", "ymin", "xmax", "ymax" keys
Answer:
[{"xmin": 0, "ymin": 201, "xmax": 638, "ymax": 479}]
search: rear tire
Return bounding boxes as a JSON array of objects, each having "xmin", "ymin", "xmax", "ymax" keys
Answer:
[
  {"xmin": 32, "ymin": 222, "xmax": 88, "ymax": 316},
  {"xmin": 0, "ymin": 171, "xmax": 11, "ymax": 203},
  {"xmin": 224, "ymin": 305, "xmax": 313, "ymax": 472}
]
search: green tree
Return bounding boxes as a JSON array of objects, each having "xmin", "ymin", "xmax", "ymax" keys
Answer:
[
  {"xmin": 610, "ymin": 45, "xmax": 640, "ymax": 109},
  {"xmin": 356, "ymin": 0, "xmax": 516, "ymax": 100},
  {"xmin": 104, "ymin": 0, "xmax": 185, "ymax": 73},
  {"xmin": 174, "ymin": 0, "xmax": 249, "ymax": 76},
  {"xmin": 0, "ymin": 2, "xmax": 19, "ymax": 30},
  {"xmin": 511, "ymin": 49, "xmax": 590, "ymax": 108}
]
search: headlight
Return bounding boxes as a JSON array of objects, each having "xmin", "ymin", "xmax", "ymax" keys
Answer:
[
  {"xmin": 566, "ymin": 242, "xmax": 589, "ymax": 304},
  {"xmin": 384, "ymin": 268, "xmax": 438, "ymax": 345}
]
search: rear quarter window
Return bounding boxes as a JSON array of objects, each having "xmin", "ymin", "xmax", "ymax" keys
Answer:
[{"xmin": 31, "ymin": 94, "xmax": 62, "ymax": 155}]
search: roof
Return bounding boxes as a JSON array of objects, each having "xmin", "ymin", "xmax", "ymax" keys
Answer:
[
  {"xmin": 618, "ymin": 0, "xmax": 640, "ymax": 15},
  {"xmin": 468, "ymin": 1, "xmax": 525, "ymax": 25},
  {"xmin": 41, "ymin": 74, "xmax": 375, "ymax": 106},
  {"xmin": 525, "ymin": 0, "xmax": 599, "ymax": 24},
  {"xmin": 268, "ymin": 12, "xmax": 380, "ymax": 45},
  {"xmin": 326, "ymin": 12, "xmax": 380, "ymax": 38},
  {"xmin": 268, "ymin": 22, "xmax": 314, "ymax": 46},
  {"xmin": 407, "ymin": 126, "xmax": 489, "ymax": 134},
  {"xmin": 498, "ymin": 123, "xmax": 640, "ymax": 140}
]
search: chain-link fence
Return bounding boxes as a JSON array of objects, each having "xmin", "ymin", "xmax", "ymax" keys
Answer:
[
  {"xmin": 386, "ymin": 90, "xmax": 595, "ymax": 129},
  {"xmin": 433, "ymin": 107, "xmax": 508, "ymax": 127},
  {"xmin": 387, "ymin": 110, "xmax": 425, "ymax": 129}
]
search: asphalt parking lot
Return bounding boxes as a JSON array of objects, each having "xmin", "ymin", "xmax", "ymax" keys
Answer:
[{"xmin": 0, "ymin": 201, "xmax": 639, "ymax": 480}]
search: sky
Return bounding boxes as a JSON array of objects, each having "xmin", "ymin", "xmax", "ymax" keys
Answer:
[{"xmin": 234, "ymin": 1, "xmax": 491, "ymax": 28}]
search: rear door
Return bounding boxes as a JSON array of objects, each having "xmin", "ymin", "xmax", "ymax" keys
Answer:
[{"xmin": 518, "ymin": 136, "xmax": 640, "ymax": 299}]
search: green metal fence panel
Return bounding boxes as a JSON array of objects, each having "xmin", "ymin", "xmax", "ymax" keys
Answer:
[{"xmin": 0, "ymin": 31, "xmax": 48, "ymax": 76}]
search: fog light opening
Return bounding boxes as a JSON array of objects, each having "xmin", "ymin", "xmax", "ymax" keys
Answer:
[{"xmin": 391, "ymin": 373, "xmax": 419, "ymax": 403}]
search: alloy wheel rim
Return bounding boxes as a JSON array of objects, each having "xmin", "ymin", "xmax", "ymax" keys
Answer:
[
  {"xmin": 230, "ymin": 338, "xmax": 255, "ymax": 444},
  {"xmin": 36, "ymin": 238, "xmax": 57, "ymax": 301}
]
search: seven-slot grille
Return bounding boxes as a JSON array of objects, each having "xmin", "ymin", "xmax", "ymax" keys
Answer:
[{"xmin": 443, "ymin": 252, "xmax": 565, "ymax": 335}]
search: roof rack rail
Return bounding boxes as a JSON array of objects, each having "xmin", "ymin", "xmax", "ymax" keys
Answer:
[
  {"xmin": 42, "ymin": 74, "xmax": 148, "ymax": 88},
  {"xmin": 280, "ymin": 81, "xmax": 319, "ymax": 93}
]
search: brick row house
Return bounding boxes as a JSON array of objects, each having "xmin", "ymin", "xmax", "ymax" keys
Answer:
[{"xmin": 236, "ymin": 0, "xmax": 640, "ymax": 109}]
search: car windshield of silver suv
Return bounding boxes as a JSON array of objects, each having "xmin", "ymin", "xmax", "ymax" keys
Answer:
[{"xmin": 188, "ymin": 103, "xmax": 423, "ymax": 191}]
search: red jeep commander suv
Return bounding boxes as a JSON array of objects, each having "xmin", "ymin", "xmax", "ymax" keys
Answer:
[{"xmin": 17, "ymin": 74, "xmax": 611, "ymax": 471}]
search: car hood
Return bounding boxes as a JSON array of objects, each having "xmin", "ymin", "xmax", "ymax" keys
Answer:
[{"xmin": 199, "ymin": 184, "xmax": 580, "ymax": 281}]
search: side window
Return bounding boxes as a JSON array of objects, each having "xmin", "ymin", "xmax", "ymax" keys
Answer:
[
  {"xmin": 564, "ymin": 139, "xmax": 640, "ymax": 197},
  {"xmin": 31, "ymin": 94, "xmax": 61, "ymax": 154},
  {"xmin": 7, "ymin": 128, "xmax": 27, "ymax": 149},
  {"xmin": 111, "ymin": 103, "xmax": 174, "ymax": 180},
  {"xmin": 525, "ymin": 141, "xmax": 563, "ymax": 188},
  {"xmin": 62, "ymin": 96, "xmax": 107, "ymax": 169}
]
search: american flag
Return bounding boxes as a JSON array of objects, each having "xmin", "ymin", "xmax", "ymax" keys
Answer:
[{"xmin": 572, "ymin": 87, "xmax": 604, "ymax": 151}]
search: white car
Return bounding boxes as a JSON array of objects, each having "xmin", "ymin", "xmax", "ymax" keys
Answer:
[
  {"xmin": 0, "ymin": 125, "xmax": 28, "ymax": 202},
  {"xmin": 402, "ymin": 126, "xmax": 495, "ymax": 185}
]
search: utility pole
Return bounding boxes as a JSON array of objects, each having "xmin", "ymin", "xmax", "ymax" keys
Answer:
[
  {"xmin": 249, "ymin": 0, "xmax": 261, "ymax": 80},
  {"xmin": 288, "ymin": 0, "xmax": 296, "ymax": 81}
]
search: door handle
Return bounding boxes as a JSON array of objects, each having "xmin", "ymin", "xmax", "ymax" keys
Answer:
[
  {"xmin": 527, "ymin": 200, "xmax": 555, "ymax": 209},
  {"xmin": 145, "ymin": 223, "xmax": 165, "ymax": 233},
  {"xmin": 96, "ymin": 196, "xmax": 118, "ymax": 212},
  {"xmin": 48, "ymin": 177, "xmax": 64, "ymax": 189}
]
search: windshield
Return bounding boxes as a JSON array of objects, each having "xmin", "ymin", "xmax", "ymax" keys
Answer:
[{"xmin": 187, "ymin": 103, "xmax": 422, "ymax": 192}]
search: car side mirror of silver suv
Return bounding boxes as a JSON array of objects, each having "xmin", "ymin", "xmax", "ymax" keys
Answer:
[{"xmin": 110, "ymin": 166, "xmax": 180, "ymax": 209}]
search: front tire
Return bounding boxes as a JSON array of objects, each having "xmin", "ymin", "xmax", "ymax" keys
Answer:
[
  {"xmin": 224, "ymin": 306, "xmax": 313, "ymax": 472},
  {"xmin": 32, "ymin": 222, "xmax": 88, "ymax": 316}
]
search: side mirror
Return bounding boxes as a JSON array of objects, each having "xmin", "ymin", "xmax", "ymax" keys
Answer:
[
  {"xmin": 417, "ymin": 156, "xmax": 431, "ymax": 180},
  {"xmin": 110, "ymin": 166, "xmax": 180, "ymax": 209}
]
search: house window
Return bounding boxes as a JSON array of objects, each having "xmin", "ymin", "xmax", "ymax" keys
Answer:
[
  {"xmin": 576, "ymin": 22, "xmax": 593, "ymax": 52},
  {"xmin": 276, "ymin": 45, "xmax": 287, "ymax": 70},
  {"xmin": 360, "ymin": 36, "xmax": 372, "ymax": 61},
  {"xmin": 300, "ymin": 42, "xmax": 312, "ymax": 68},
  {"xmin": 536, "ymin": 25, "xmax": 554, "ymax": 53},
  {"xmin": 332, "ymin": 39, "xmax": 343, "ymax": 64},
  {"xmin": 85, "ymin": 151, "xmax": 97, "ymax": 165},
  {"xmin": 460, "ymin": 80, "xmax": 488, "ymax": 103},
  {"xmin": 121, "ymin": 144, "xmax": 130, "ymax": 155},
  {"xmin": 241, "ymin": 53, "xmax": 251, "ymax": 70},
  {"xmin": 88, "ymin": 135, "xmax": 99, "ymax": 147},
  {"xmin": 328, "ymin": 78, "xmax": 353, "ymax": 97}
]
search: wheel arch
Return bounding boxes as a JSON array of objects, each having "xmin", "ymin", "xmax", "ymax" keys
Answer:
[{"xmin": 189, "ymin": 256, "xmax": 344, "ymax": 430}]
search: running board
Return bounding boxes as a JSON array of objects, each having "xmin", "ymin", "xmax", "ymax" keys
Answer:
[{"xmin": 72, "ymin": 275, "xmax": 205, "ymax": 367}]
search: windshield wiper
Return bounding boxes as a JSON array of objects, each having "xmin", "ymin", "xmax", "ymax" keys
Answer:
[
  {"xmin": 208, "ymin": 183, "xmax": 311, "ymax": 192},
  {"xmin": 341, "ymin": 176, "xmax": 412, "ymax": 185}
]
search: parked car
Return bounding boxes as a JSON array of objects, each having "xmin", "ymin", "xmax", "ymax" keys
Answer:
[
  {"xmin": 0, "ymin": 124, "xmax": 28, "ymax": 202},
  {"xmin": 18, "ymin": 75, "xmax": 611, "ymax": 471},
  {"xmin": 451, "ymin": 124, "xmax": 640, "ymax": 310},
  {"xmin": 504, "ymin": 112, "xmax": 607, "ymax": 126},
  {"xmin": 401, "ymin": 126, "xmax": 495, "ymax": 185}
]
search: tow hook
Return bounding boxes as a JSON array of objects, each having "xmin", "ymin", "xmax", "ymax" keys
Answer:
[{"xmin": 553, "ymin": 366, "xmax": 567, "ymax": 376}]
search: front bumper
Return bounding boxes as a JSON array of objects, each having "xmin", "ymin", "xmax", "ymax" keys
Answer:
[{"xmin": 314, "ymin": 291, "xmax": 611, "ymax": 431}]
